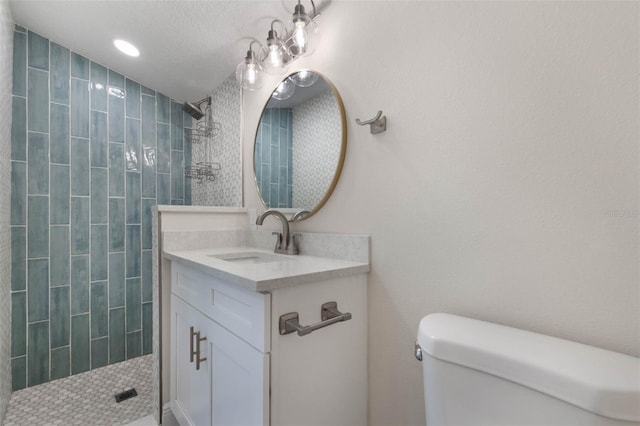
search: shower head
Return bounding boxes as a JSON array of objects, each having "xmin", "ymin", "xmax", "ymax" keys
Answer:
[{"xmin": 182, "ymin": 96, "xmax": 211, "ymax": 120}]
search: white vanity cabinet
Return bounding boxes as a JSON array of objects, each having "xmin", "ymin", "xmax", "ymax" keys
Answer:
[
  {"xmin": 170, "ymin": 264, "xmax": 270, "ymax": 426},
  {"xmin": 170, "ymin": 296, "xmax": 214, "ymax": 426},
  {"xmin": 170, "ymin": 296, "xmax": 269, "ymax": 426},
  {"xmin": 168, "ymin": 253, "xmax": 368, "ymax": 426}
]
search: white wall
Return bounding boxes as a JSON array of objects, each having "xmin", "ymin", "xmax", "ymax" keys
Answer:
[
  {"xmin": 242, "ymin": 2, "xmax": 639, "ymax": 425},
  {"xmin": 0, "ymin": 0, "xmax": 13, "ymax": 421}
]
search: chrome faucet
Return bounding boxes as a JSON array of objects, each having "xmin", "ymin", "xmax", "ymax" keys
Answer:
[{"xmin": 256, "ymin": 209, "xmax": 299, "ymax": 255}]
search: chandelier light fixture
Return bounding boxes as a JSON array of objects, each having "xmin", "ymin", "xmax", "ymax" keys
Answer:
[{"xmin": 235, "ymin": 0, "xmax": 320, "ymax": 91}]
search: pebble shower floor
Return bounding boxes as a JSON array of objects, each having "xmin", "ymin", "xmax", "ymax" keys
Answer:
[{"xmin": 2, "ymin": 355, "xmax": 152, "ymax": 425}]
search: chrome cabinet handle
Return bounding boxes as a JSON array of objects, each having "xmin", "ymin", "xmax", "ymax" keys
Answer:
[
  {"xmin": 279, "ymin": 302, "xmax": 352, "ymax": 337},
  {"xmin": 195, "ymin": 331, "xmax": 207, "ymax": 370},
  {"xmin": 190, "ymin": 326, "xmax": 207, "ymax": 370},
  {"xmin": 189, "ymin": 326, "xmax": 196, "ymax": 363}
]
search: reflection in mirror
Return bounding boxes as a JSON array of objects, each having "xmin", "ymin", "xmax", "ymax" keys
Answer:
[{"xmin": 254, "ymin": 71, "xmax": 345, "ymax": 220}]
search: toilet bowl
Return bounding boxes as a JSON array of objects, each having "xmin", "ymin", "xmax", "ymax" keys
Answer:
[{"xmin": 416, "ymin": 313, "xmax": 640, "ymax": 425}]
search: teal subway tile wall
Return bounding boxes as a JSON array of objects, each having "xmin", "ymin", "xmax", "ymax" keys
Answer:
[
  {"xmin": 255, "ymin": 107, "xmax": 293, "ymax": 208},
  {"xmin": 9, "ymin": 27, "xmax": 191, "ymax": 390}
]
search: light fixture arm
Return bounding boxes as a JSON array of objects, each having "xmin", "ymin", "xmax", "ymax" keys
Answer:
[
  {"xmin": 309, "ymin": 0, "xmax": 319, "ymax": 20},
  {"xmin": 246, "ymin": 40, "xmax": 262, "ymax": 61},
  {"xmin": 267, "ymin": 20, "xmax": 287, "ymax": 48},
  {"xmin": 270, "ymin": 19, "xmax": 286, "ymax": 37},
  {"xmin": 298, "ymin": 0, "xmax": 319, "ymax": 20}
]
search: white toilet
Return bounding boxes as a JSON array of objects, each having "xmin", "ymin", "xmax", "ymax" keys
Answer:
[{"xmin": 416, "ymin": 313, "xmax": 640, "ymax": 425}]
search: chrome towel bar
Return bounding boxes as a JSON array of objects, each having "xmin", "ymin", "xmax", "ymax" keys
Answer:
[{"xmin": 279, "ymin": 302, "xmax": 352, "ymax": 337}]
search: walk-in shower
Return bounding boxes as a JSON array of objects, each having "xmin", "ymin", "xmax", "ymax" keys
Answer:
[{"xmin": 6, "ymin": 25, "xmax": 193, "ymax": 423}]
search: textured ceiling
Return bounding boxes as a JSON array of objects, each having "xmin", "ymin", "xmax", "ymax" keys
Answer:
[{"xmin": 9, "ymin": 0, "xmax": 316, "ymax": 102}]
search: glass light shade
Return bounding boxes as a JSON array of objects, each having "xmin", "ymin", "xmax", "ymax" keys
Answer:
[
  {"xmin": 236, "ymin": 56, "xmax": 264, "ymax": 90},
  {"xmin": 286, "ymin": 5, "xmax": 320, "ymax": 57},
  {"xmin": 288, "ymin": 70, "xmax": 319, "ymax": 87},
  {"xmin": 271, "ymin": 79, "xmax": 296, "ymax": 100},
  {"xmin": 262, "ymin": 38, "xmax": 289, "ymax": 75}
]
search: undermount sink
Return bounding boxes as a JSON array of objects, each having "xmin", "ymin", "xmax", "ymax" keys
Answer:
[{"xmin": 208, "ymin": 251, "xmax": 289, "ymax": 265}]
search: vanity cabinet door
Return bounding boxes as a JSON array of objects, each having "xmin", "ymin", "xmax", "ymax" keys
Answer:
[
  {"xmin": 171, "ymin": 295, "xmax": 213, "ymax": 426},
  {"xmin": 171, "ymin": 294, "xmax": 270, "ymax": 426},
  {"xmin": 210, "ymin": 318, "xmax": 270, "ymax": 426}
]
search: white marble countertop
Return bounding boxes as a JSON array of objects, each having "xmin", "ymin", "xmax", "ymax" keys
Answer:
[
  {"xmin": 156, "ymin": 205, "xmax": 247, "ymax": 213},
  {"xmin": 163, "ymin": 247, "xmax": 370, "ymax": 292}
]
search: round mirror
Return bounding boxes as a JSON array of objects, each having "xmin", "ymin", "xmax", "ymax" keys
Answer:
[{"xmin": 253, "ymin": 71, "xmax": 346, "ymax": 221}]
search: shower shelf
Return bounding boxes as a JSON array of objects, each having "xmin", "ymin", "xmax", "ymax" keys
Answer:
[
  {"xmin": 184, "ymin": 100, "xmax": 222, "ymax": 184},
  {"xmin": 185, "ymin": 121, "xmax": 221, "ymax": 144},
  {"xmin": 185, "ymin": 162, "xmax": 221, "ymax": 184}
]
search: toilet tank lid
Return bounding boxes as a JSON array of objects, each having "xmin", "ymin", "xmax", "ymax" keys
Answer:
[{"xmin": 417, "ymin": 313, "xmax": 640, "ymax": 422}]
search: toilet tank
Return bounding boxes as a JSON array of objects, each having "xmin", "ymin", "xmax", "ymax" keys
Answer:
[{"xmin": 417, "ymin": 314, "xmax": 640, "ymax": 426}]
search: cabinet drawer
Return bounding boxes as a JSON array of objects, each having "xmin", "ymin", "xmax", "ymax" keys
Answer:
[{"xmin": 171, "ymin": 263, "xmax": 270, "ymax": 352}]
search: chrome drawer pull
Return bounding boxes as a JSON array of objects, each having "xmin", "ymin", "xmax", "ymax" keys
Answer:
[
  {"xmin": 195, "ymin": 331, "xmax": 207, "ymax": 370},
  {"xmin": 190, "ymin": 326, "xmax": 207, "ymax": 369},
  {"xmin": 189, "ymin": 326, "xmax": 196, "ymax": 363},
  {"xmin": 279, "ymin": 302, "xmax": 352, "ymax": 337}
]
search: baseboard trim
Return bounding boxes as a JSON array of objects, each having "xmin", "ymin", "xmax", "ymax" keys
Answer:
[{"xmin": 161, "ymin": 403, "xmax": 179, "ymax": 426}]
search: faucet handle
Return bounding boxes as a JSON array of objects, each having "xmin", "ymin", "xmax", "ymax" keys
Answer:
[
  {"xmin": 272, "ymin": 232, "xmax": 284, "ymax": 251},
  {"xmin": 287, "ymin": 233, "xmax": 299, "ymax": 255}
]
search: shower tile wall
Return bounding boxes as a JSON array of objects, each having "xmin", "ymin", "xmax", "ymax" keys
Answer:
[
  {"xmin": 255, "ymin": 108, "xmax": 293, "ymax": 208},
  {"xmin": 10, "ymin": 27, "xmax": 191, "ymax": 390},
  {"xmin": 1, "ymin": 1, "xmax": 15, "ymax": 421},
  {"xmin": 292, "ymin": 90, "xmax": 341, "ymax": 208},
  {"xmin": 191, "ymin": 74, "xmax": 242, "ymax": 207}
]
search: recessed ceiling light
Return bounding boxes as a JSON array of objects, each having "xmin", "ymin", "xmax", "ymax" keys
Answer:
[{"xmin": 113, "ymin": 39, "xmax": 140, "ymax": 57}]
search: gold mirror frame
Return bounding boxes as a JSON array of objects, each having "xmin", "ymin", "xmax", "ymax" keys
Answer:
[{"xmin": 252, "ymin": 70, "xmax": 347, "ymax": 221}]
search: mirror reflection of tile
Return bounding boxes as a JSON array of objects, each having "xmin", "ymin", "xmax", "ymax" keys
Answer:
[{"xmin": 255, "ymin": 77, "xmax": 341, "ymax": 213}]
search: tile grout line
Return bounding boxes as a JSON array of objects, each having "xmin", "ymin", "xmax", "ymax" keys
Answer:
[{"xmin": 24, "ymin": 27, "xmax": 30, "ymax": 390}]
